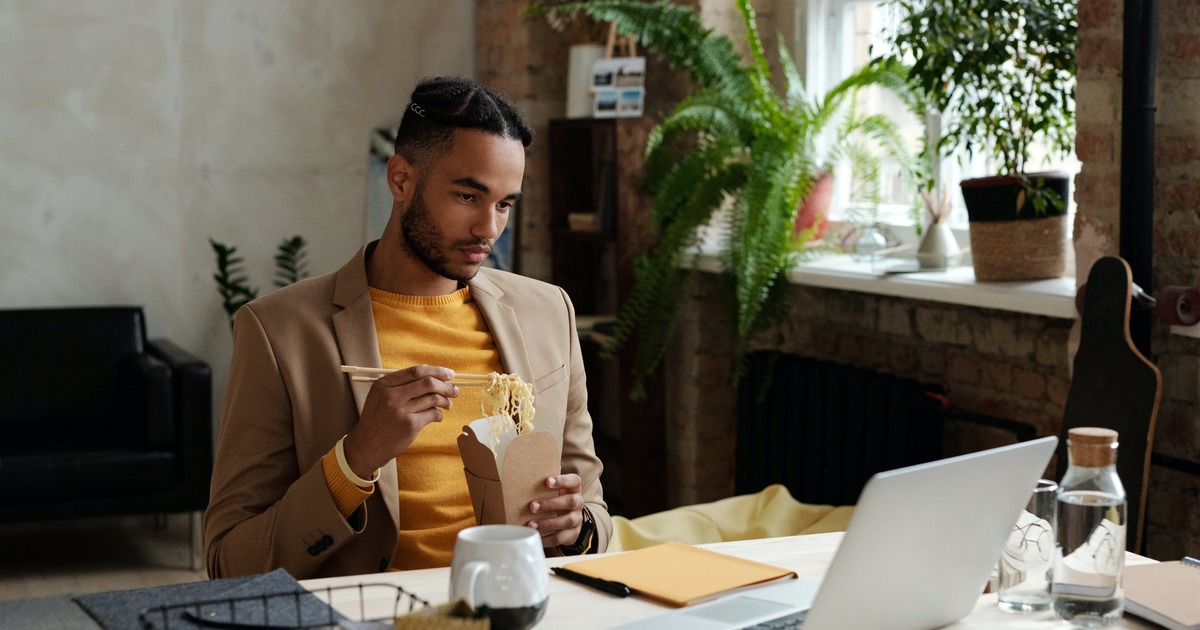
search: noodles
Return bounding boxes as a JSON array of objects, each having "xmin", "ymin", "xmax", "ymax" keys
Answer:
[{"xmin": 479, "ymin": 372, "xmax": 535, "ymax": 438}]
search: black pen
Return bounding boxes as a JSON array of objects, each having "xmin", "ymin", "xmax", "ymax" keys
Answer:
[{"xmin": 551, "ymin": 566, "xmax": 632, "ymax": 597}]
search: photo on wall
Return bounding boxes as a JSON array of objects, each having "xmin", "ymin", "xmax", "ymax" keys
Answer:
[{"xmin": 591, "ymin": 57, "xmax": 645, "ymax": 118}]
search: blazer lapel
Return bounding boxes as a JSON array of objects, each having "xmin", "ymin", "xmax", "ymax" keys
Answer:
[
  {"xmin": 331, "ymin": 244, "xmax": 383, "ymax": 415},
  {"xmin": 330, "ymin": 243, "xmax": 399, "ymax": 525},
  {"xmin": 470, "ymin": 270, "xmax": 534, "ymax": 384}
]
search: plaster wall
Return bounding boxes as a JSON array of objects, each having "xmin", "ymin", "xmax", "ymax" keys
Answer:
[{"xmin": 0, "ymin": 1, "xmax": 474, "ymax": 426}]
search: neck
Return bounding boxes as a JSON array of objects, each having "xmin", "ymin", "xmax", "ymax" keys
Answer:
[{"xmin": 366, "ymin": 233, "xmax": 460, "ymax": 296}]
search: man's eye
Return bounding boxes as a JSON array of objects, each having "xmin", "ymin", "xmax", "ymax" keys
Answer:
[
  {"xmin": 497, "ymin": 201, "xmax": 512, "ymax": 213},
  {"xmin": 459, "ymin": 193, "xmax": 476, "ymax": 202}
]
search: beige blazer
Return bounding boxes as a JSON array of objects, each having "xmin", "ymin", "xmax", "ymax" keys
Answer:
[{"xmin": 205, "ymin": 243, "xmax": 611, "ymax": 579}]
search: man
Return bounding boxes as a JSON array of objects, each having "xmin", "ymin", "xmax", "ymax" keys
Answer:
[{"xmin": 205, "ymin": 76, "xmax": 609, "ymax": 579}]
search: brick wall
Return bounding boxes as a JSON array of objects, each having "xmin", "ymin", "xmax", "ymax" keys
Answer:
[{"xmin": 476, "ymin": 0, "xmax": 1200, "ymax": 558}]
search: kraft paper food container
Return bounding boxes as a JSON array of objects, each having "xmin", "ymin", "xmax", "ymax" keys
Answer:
[{"xmin": 458, "ymin": 417, "xmax": 561, "ymax": 527}]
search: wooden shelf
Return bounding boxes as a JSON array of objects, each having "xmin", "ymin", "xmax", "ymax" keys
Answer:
[{"xmin": 549, "ymin": 117, "xmax": 666, "ymax": 518}]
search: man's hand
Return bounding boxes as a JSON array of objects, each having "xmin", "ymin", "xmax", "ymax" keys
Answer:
[
  {"xmin": 528, "ymin": 473, "xmax": 585, "ymax": 548},
  {"xmin": 342, "ymin": 365, "xmax": 459, "ymax": 478}
]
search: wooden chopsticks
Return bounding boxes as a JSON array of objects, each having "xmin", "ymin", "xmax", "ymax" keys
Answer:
[{"xmin": 340, "ymin": 365, "xmax": 491, "ymax": 386}]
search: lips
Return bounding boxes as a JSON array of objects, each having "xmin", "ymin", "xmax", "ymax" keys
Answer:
[{"xmin": 461, "ymin": 246, "xmax": 491, "ymax": 264}]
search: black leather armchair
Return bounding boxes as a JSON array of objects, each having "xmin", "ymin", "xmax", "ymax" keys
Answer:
[{"xmin": 0, "ymin": 306, "xmax": 212, "ymax": 563}]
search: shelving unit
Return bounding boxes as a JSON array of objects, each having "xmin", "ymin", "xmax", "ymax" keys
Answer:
[{"xmin": 548, "ymin": 117, "xmax": 666, "ymax": 518}]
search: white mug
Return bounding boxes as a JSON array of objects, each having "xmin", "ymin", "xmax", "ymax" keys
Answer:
[{"xmin": 450, "ymin": 525, "xmax": 548, "ymax": 630}]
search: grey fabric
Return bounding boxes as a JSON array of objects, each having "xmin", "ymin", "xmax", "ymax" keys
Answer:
[
  {"xmin": 74, "ymin": 568, "xmax": 342, "ymax": 630},
  {"xmin": 0, "ymin": 595, "xmax": 103, "ymax": 629}
]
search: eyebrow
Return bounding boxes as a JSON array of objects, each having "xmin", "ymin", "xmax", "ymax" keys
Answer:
[{"xmin": 451, "ymin": 177, "xmax": 522, "ymax": 201}]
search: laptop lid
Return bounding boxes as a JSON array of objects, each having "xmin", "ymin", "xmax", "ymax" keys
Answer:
[
  {"xmin": 616, "ymin": 436, "xmax": 1058, "ymax": 630},
  {"xmin": 802, "ymin": 435, "xmax": 1057, "ymax": 630}
]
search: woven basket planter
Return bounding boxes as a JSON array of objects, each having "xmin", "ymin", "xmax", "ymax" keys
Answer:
[{"xmin": 961, "ymin": 173, "xmax": 1070, "ymax": 282}]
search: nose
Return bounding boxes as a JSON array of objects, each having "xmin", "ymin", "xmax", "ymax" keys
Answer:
[{"xmin": 473, "ymin": 208, "xmax": 503, "ymax": 242}]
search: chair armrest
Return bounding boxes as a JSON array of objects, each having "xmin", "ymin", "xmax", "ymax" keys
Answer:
[
  {"xmin": 147, "ymin": 338, "xmax": 214, "ymax": 503},
  {"xmin": 129, "ymin": 353, "xmax": 173, "ymax": 448}
]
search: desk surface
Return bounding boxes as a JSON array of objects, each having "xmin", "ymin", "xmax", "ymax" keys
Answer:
[{"xmin": 300, "ymin": 532, "xmax": 1157, "ymax": 629}]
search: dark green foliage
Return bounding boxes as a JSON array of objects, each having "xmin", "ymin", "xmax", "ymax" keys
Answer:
[
  {"xmin": 886, "ymin": 0, "xmax": 1077, "ymax": 184},
  {"xmin": 210, "ymin": 235, "xmax": 310, "ymax": 331},
  {"xmin": 210, "ymin": 239, "xmax": 258, "ymax": 331},
  {"xmin": 273, "ymin": 235, "xmax": 310, "ymax": 288},
  {"xmin": 564, "ymin": 0, "xmax": 924, "ymax": 397}
]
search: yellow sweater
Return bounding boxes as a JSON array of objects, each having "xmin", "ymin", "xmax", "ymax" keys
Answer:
[{"xmin": 321, "ymin": 286, "xmax": 503, "ymax": 570}]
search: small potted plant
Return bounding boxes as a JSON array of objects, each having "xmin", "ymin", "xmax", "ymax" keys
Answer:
[{"xmin": 887, "ymin": 0, "xmax": 1077, "ymax": 281}]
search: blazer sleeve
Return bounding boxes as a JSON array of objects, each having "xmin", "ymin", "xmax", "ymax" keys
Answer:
[
  {"xmin": 556, "ymin": 287, "xmax": 613, "ymax": 553},
  {"xmin": 204, "ymin": 305, "xmax": 366, "ymax": 579}
]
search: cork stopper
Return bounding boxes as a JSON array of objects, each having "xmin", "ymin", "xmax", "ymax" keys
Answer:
[{"xmin": 1067, "ymin": 427, "xmax": 1119, "ymax": 467}]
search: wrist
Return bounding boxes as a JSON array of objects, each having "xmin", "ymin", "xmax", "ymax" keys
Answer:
[
  {"xmin": 335, "ymin": 435, "xmax": 380, "ymax": 488},
  {"xmin": 560, "ymin": 505, "xmax": 596, "ymax": 555}
]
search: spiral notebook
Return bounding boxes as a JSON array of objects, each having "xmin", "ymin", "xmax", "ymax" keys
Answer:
[{"xmin": 1124, "ymin": 559, "xmax": 1200, "ymax": 630}]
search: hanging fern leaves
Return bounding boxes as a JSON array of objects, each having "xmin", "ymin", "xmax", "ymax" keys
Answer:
[
  {"xmin": 273, "ymin": 235, "xmax": 310, "ymax": 288},
  {"xmin": 568, "ymin": 0, "xmax": 924, "ymax": 397},
  {"xmin": 210, "ymin": 238, "xmax": 258, "ymax": 331}
]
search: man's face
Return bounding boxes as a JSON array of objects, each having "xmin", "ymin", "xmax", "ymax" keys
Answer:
[{"xmin": 398, "ymin": 129, "xmax": 525, "ymax": 285}]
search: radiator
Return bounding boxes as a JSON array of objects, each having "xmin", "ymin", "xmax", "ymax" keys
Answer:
[{"xmin": 736, "ymin": 353, "xmax": 947, "ymax": 506}]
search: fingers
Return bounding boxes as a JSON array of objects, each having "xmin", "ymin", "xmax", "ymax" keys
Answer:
[
  {"xmin": 530, "ymin": 509, "xmax": 583, "ymax": 548},
  {"xmin": 530, "ymin": 491, "xmax": 583, "ymax": 515},
  {"xmin": 546, "ymin": 473, "xmax": 582, "ymax": 492},
  {"xmin": 348, "ymin": 365, "xmax": 460, "ymax": 471}
]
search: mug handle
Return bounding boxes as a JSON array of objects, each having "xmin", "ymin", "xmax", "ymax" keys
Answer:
[{"xmin": 453, "ymin": 560, "xmax": 490, "ymax": 608}]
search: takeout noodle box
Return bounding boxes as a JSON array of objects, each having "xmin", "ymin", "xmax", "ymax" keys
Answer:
[{"xmin": 458, "ymin": 417, "xmax": 561, "ymax": 527}]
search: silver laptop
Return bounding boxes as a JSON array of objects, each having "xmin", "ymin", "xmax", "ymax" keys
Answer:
[{"xmin": 616, "ymin": 436, "xmax": 1058, "ymax": 630}]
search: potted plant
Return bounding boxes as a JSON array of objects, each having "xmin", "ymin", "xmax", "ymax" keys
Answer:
[
  {"xmin": 887, "ymin": 0, "xmax": 1078, "ymax": 281},
  {"xmin": 559, "ymin": 0, "xmax": 924, "ymax": 394}
]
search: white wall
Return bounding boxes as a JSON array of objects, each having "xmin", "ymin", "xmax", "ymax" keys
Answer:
[{"xmin": 0, "ymin": 1, "xmax": 474, "ymax": 424}]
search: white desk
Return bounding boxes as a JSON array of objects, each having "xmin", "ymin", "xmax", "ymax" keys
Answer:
[{"xmin": 300, "ymin": 532, "xmax": 1157, "ymax": 629}]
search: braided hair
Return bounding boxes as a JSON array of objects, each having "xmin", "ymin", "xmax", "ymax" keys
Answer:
[{"xmin": 394, "ymin": 76, "xmax": 533, "ymax": 171}]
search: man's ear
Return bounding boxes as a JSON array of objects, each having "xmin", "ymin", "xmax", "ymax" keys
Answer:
[{"xmin": 386, "ymin": 154, "xmax": 418, "ymax": 203}]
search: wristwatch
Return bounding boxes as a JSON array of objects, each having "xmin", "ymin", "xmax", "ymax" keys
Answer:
[{"xmin": 561, "ymin": 506, "xmax": 596, "ymax": 555}]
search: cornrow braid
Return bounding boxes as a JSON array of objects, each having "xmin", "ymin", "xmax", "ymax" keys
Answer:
[{"xmin": 393, "ymin": 76, "xmax": 533, "ymax": 171}]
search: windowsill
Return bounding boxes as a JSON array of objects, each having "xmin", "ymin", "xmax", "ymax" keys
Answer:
[{"xmin": 685, "ymin": 250, "xmax": 1078, "ymax": 320}]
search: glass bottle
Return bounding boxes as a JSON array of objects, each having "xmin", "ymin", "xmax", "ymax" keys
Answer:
[{"xmin": 1052, "ymin": 427, "xmax": 1126, "ymax": 626}]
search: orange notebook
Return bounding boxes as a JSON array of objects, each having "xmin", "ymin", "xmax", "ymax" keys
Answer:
[{"xmin": 558, "ymin": 541, "xmax": 797, "ymax": 607}]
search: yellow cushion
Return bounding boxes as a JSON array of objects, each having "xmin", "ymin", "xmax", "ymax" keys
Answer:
[{"xmin": 609, "ymin": 484, "xmax": 854, "ymax": 552}]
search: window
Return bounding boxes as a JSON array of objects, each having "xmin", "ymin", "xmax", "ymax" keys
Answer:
[{"xmin": 794, "ymin": 0, "xmax": 1079, "ymax": 234}]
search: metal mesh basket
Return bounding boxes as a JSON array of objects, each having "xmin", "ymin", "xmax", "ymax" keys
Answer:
[{"xmin": 136, "ymin": 582, "xmax": 430, "ymax": 630}]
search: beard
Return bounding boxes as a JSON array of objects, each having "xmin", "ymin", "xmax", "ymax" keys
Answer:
[{"xmin": 400, "ymin": 186, "xmax": 490, "ymax": 285}]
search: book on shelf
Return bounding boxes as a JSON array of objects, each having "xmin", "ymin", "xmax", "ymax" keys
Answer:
[
  {"xmin": 1123, "ymin": 559, "xmax": 1200, "ymax": 630},
  {"xmin": 567, "ymin": 212, "xmax": 601, "ymax": 232},
  {"xmin": 557, "ymin": 541, "xmax": 797, "ymax": 607}
]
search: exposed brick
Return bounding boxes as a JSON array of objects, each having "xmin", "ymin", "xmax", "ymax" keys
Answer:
[
  {"xmin": 1078, "ymin": 0, "xmax": 1120, "ymax": 30},
  {"xmin": 1165, "ymin": 33, "xmax": 1200, "ymax": 70},
  {"xmin": 1074, "ymin": 169, "xmax": 1122, "ymax": 207},
  {"xmin": 889, "ymin": 343, "xmax": 918, "ymax": 376},
  {"xmin": 919, "ymin": 346, "xmax": 947, "ymax": 379},
  {"xmin": 1047, "ymin": 374, "xmax": 1072, "ymax": 407},
  {"xmin": 836, "ymin": 333, "xmax": 864, "ymax": 365},
  {"xmin": 980, "ymin": 361, "xmax": 1013, "ymax": 393},
  {"xmin": 1013, "ymin": 368, "xmax": 1048, "ymax": 399},
  {"xmin": 947, "ymin": 353, "xmax": 982, "ymax": 385},
  {"xmin": 1075, "ymin": 81, "xmax": 1120, "ymax": 126},
  {"xmin": 1077, "ymin": 34, "xmax": 1124, "ymax": 74},
  {"xmin": 878, "ymin": 299, "xmax": 914, "ymax": 337},
  {"xmin": 1075, "ymin": 128, "xmax": 1114, "ymax": 163},
  {"xmin": 974, "ymin": 318, "xmax": 1036, "ymax": 359},
  {"xmin": 914, "ymin": 307, "xmax": 972, "ymax": 346}
]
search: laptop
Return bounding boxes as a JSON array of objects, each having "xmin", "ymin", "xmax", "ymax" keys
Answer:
[{"xmin": 616, "ymin": 436, "xmax": 1058, "ymax": 630}]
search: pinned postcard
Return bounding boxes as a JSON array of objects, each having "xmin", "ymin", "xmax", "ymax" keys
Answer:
[
  {"xmin": 592, "ymin": 57, "xmax": 645, "ymax": 118},
  {"xmin": 458, "ymin": 417, "xmax": 561, "ymax": 527}
]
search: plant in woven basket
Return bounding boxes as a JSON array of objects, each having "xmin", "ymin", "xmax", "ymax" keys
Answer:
[
  {"xmin": 561, "ymin": 0, "xmax": 924, "ymax": 396},
  {"xmin": 883, "ymin": 0, "xmax": 1076, "ymax": 281}
]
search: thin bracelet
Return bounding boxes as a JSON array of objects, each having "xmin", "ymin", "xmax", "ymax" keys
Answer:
[{"xmin": 335, "ymin": 436, "xmax": 380, "ymax": 487}]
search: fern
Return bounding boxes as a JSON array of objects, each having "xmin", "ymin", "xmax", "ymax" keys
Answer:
[
  {"xmin": 210, "ymin": 239, "xmax": 258, "ymax": 331},
  {"xmin": 210, "ymin": 235, "xmax": 311, "ymax": 332},
  {"xmin": 273, "ymin": 235, "xmax": 310, "ymax": 288},
  {"xmin": 565, "ymin": 0, "xmax": 924, "ymax": 397}
]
